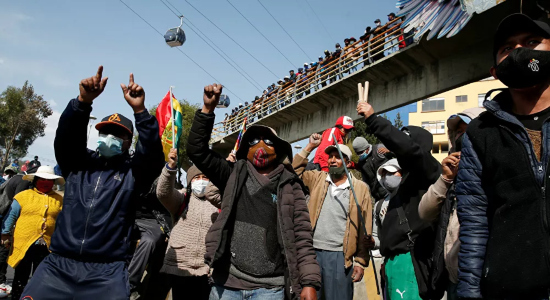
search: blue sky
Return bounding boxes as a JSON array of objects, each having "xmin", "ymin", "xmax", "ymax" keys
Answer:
[{"xmin": 1, "ymin": 0, "xmax": 412, "ymax": 164}]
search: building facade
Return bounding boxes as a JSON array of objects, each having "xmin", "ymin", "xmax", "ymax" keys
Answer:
[{"xmin": 408, "ymin": 78, "xmax": 505, "ymax": 161}]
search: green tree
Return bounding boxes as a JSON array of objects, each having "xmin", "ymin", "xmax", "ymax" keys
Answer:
[
  {"xmin": 393, "ymin": 112, "xmax": 404, "ymax": 129},
  {"xmin": 0, "ymin": 81, "xmax": 52, "ymax": 168},
  {"xmin": 149, "ymin": 99, "xmax": 200, "ymax": 171}
]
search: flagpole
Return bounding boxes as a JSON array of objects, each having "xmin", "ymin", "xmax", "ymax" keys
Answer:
[{"xmin": 170, "ymin": 86, "xmax": 175, "ymax": 149}]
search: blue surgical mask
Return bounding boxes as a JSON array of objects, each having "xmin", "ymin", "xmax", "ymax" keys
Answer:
[
  {"xmin": 97, "ymin": 134, "xmax": 124, "ymax": 158},
  {"xmin": 359, "ymin": 152, "xmax": 368, "ymax": 161}
]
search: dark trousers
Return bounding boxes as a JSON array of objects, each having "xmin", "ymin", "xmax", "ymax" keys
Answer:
[
  {"xmin": 21, "ymin": 253, "xmax": 129, "ymax": 300},
  {"xmin": 128, "ymin": 218, "xmax": 166, "ymax": 292},
  {"xmin": 0, "ymin": 245, "xmax": 8, "ymax": 284},
  {"xmin": 11, "ymin": 244, "xmax": 49, "ymax": 299},
  {"xmin": 171, "ymin": 275, "xmax": 210, "ymax": 300},
  {"xmin": 315, "ymin": 250, "xmax": 353, "ymax": 300}
]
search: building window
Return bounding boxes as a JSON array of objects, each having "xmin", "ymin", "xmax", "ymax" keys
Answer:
[
  {"xmin": 456, "ymin": 95, "xmax": 468, "ymax": 103},
  {"xmin": 441, "ymin": 142, "xmax": 449, "ymax": 153},
  {"xmin": 422, "ymin": 98, "xmax": 445, "ymax": 112},
  {"xmin": 422, "ymin": 121, "xmax": 445, "ymax": 135},
  {"xmin": 478, "ymin": 93, "xmax": 486, "ymax": 107}
]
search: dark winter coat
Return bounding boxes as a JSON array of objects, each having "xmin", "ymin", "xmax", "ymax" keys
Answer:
[
  {"xmin": 456, "ymin": 90, "xmax": 550, "ymax": 299},
  {"xmin": 51, "ymin": 98, "xmax": 164, "ymax": 262},
  {"xmin": 365, "ymin": 115, "xmax": 441, "ymax": 257},
  {"xmin": 187, "ymin": 110, "xmax": 321, "ymax": 299}
]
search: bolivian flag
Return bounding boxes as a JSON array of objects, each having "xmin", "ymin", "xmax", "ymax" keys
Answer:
[{"xmin": 156, "ymin": 90, "xmax": 183, "ymax": 162}]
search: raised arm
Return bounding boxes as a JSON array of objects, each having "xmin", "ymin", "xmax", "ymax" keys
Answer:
[
  {"xmin": 55, "ymin": 66, "xmax": 108, "ymax": 176},
  {"xmin": 456, "ymin": 133, "xmax": 488, "ymax": 299},
  {"xmin": 292, "ymin": 133, "xmax": 322, "ymax": 188},
  {"xmin": 186, "ymin": 84, "xmax": 233, "ymax": 193},
  {"xmin": 358, "ymin": 102, "xmax": 440, "ymax": 182},
  {"xmin": 122, "ymin": 73, "xmax": 165, "ymax": 193},
  {"xmin": 156, "ymin": 149, "xmax": 185, "ymax": 216}
]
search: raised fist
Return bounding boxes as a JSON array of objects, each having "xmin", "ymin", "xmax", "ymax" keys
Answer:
[
  {"xmin": 79, "ymin": 66, "xmax": 108, "ymax": 103},
  {"xmin": 120, "ymin": 73, "xmax": 146, "ymax": 114},
  {"xmin": 168, "ymin": 148, "xmax": 178, "ymax": 169},
  {"xmin": 202, "ymin": 83, "xmax": 223, "ymax": 114}
]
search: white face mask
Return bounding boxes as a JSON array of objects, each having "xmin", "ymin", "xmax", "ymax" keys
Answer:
[
  {"xmin": 2, "ymin": 175, "xmax": 8, "ymax": 180},
  {"xmin": 191, "ymin": 179, "xmax": 209, "ymax": 197}
]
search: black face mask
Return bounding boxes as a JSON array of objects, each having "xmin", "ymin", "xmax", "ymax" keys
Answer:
[{"xmin": 495, "ymin": 47, "xmax": 550, "ymax": 89}]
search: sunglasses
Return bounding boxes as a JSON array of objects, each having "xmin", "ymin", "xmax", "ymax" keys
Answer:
[{"xmin": 249, "ymin": 138, "xmax": 274, "ymax": 146}]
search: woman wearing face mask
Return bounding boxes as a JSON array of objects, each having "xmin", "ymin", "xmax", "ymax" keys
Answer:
[
  {"xmin": 1, "ymin": 166, "xmax": 64, "ymax": 300},
  {"xmin": 156, "ymin": 148, "xmax": 221, "ymax": 300}
]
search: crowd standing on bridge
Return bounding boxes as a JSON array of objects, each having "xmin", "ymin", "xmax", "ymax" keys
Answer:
[
  {"xmin": 222, "ymin": 10, "xmax": 411, "ymax": 135},
  {"xmin": 0, "ymin": 11, "xmax": 549, "ymax": 300}
]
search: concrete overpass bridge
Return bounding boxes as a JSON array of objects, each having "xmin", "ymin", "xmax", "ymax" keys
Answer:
[{"xmin": 211, "ymin": 0, "xmax": 526, "ymax": 154}]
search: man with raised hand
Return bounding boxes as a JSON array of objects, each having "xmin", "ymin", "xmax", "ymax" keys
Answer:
[
  {"xmin": 187, "ymin": 83, "xmax": 320, "ymax": 300},
  {"xmin": 293, "ymin": 133, "xmax": 373, "ymax": 300},
  {"xmin": 20, "ymin": 66, "xmax": 164, "ymax": 300}
]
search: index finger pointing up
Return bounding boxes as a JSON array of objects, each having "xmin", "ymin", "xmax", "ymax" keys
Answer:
[
  {"xmin": 129, "ymin": 73, "xmax": 135, "ymax": 85},
  {"xmin": 96, "ymin": 65, "xmax": 104, "ymax": 80}
]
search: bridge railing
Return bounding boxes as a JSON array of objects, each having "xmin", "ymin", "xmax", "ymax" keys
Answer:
[{"xmin": 213, "ymin": 18, "xmax": 406, "ymax": 141}]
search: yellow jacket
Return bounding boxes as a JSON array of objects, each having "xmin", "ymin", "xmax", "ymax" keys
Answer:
[
  {"xmin": 293, "ymin": 150, "xmax": 373, "ymax": 268},
  {"xmin": 8, "ymin": 189, "xmax": 63, "ymax": 268}
]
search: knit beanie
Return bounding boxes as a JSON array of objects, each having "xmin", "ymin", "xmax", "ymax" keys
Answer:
[
  {"xmin": 186, "ymin": 165, "xmax": 203, "ymax": 187},
  {"xmin": 352, "ymin": 137, "xmax": 371, "ymax": 154}
]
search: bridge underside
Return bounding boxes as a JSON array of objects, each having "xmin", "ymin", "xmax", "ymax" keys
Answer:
[{"xmin": 212, "ymin": 0, "xmax": 525, "ymax": 155}]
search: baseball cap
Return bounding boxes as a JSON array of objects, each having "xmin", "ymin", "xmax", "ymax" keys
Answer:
[
  {"xmin": 335, "ymin": 116, "xmax": 354, "ymax": 130},
  {"xmin": 324, "ymin": 144, "xmax": 353, "ymax": 160},
  {"xmin": 493, "ymin": 14, "xmax": 550, "ymax": 62},
  {"xmin": 388, "ymin": 12, "xmax": 396, "ymax": 17},
  {"xmin": 95, "ymin": 113, "xmax": 134, "ymax": 136},
  {"xmin": 375, "ymin": 19, "xmax": 381, "ymax": 23}
]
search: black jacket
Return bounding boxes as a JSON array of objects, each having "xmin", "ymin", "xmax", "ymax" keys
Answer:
[
  {"xmin": 366, "ymin": 115, "xmax": 441, "ymax": 257},
  {"xmin": 456, "ymin": 90, "xmax": 550, "ymax": 299},
  {"xmin": 187, "ymin": 110, "xmax": 321, "ymax": 299},
  {"xmin": 51, "ymin": 98, "xmax": 164, "ymax": 262},
  {"xmin": 5, "ymin": 175, "xmax": 31, "ymax": 202},
  {"xmin": 357, "ymin": 144, "xmax": 390, "ymax": 201}
]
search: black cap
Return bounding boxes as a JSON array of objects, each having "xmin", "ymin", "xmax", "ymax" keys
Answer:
[
  {"xmin": 494, "ymin": 14, "xmax": 550, "ymax": 61},
  {"xmin": 289, "ymin": 69, "xmax": 294, "ymax": 73},
  {"xmin": 95, "ymin": 113, "xmax": 134, "ymax": 136},
  {"xmin": 388, "ymin": 12, "xmax": 396, "ymax": 17},
  {"xmin": 375, "ymin": 19, "xmax": 381, "ymax": 23},
  {"xmin": 34, "ymin": 156, "xmax": 38, "ymax": 160}
]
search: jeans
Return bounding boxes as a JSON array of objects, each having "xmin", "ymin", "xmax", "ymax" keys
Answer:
[
  {"xmin": 386, "ymin": 38, "xmax": 399, "ymax": 55},
  {"xmin": 209, "ymin": 285, "xmax": 284, "ymax": 300}
]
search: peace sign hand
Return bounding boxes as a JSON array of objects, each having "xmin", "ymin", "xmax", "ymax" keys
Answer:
[
  {"xmin": 78, "ymin": 66, "xmax": 108, "ymax": 104},
  {"xmin": 120, "ymin": 73, "xmax": 146, "ymax": 114}
]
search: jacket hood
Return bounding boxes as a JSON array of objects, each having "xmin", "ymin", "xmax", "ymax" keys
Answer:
[{"xmin": 400, "ymin": 125, "xmax": 433, "ymax": 153}]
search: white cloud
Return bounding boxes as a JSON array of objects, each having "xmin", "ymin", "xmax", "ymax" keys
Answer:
[{"xmin": 48, "ymin": 99, "xmax": 57, "ymax": 107}]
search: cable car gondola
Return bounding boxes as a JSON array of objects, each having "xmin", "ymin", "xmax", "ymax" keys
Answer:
[
  {"xmin": 164, "ymin": 16, "xmax": 186, "ymax": 47},
  {"xmin": 217, "ymin": 94, "xmax": 230, "ymax": 108}
]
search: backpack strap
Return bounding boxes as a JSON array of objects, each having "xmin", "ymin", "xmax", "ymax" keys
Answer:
[{"xmin": 396, "ymin": 205, "xmax": 415, "ymax": 248}]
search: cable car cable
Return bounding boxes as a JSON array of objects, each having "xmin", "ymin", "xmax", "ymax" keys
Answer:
[
  {"xmin": 303, "ymin": 0, "xmax": 334, "ymax": 41},
  {"xmin": 255, "ymin": 0, "xmax": 313, "ymax": 62},
  {"xmin": 118, "ymin": 0, "xmax": 245, "ymax": 102},
  {"xmin": 181, "ymin": 0, "xmax": 280, "ymax": 79},
  {"xmin": 159, "ymin": 0, "xmax": 264, "ymax": 91},
  {"xmin": 225, "ymin": 0, "xmax": 295, "ymax": 68}
]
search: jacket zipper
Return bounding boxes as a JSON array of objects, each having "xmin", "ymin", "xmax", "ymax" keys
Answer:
[
  {"xmin": 499, "ymin": 125, "xmax": 550, "ymax": 271},
  {"xmin": 80, "ymin": 171, "xmax": 102, "ymax": 254}
]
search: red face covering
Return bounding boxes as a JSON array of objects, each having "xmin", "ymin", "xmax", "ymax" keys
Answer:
[
  {"xmin": 247, "ymin": 140, "xmax": 277, "ymax": 169},
  {"xmin": 36, "ymin": 179, "xmax": 54, "ymax": 194}
]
